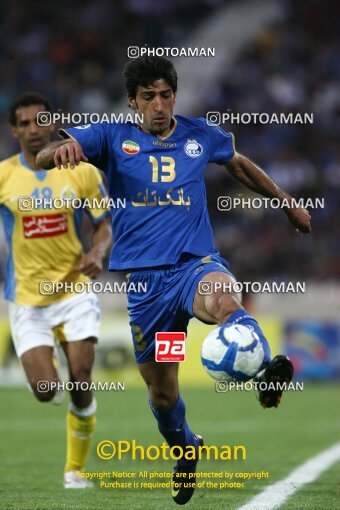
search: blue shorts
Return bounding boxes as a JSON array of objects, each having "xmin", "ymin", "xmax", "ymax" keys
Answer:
[{"xmin": 127, "ymin": 254, "xmax": 235, "ymax": 363}]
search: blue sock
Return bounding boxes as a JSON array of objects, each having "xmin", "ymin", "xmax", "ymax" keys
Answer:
[
  {"xmin": 224, "ymin": 309, "xmax": 271, "ymax": 368},
  {"xmin": 149, "ymin": 395, "xmax": 197, "ymax": 465}
]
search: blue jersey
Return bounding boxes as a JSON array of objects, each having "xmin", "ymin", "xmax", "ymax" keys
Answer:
[{"xmin": 61, "ymin": 115, "xmax": 235, "ymax": 270}]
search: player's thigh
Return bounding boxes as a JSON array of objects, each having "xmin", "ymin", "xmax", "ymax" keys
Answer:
[
  {"xmin": 128, "ymin": 269, "xmax": 189, "ymax": 364},
  {"xmin": 193, "ymin": 271, "xmax": 242, "ymax": 324},
  {"xmin": 9, "ymin": 302, "xmax": 55, "ymax": 359},
  {"xmin": 62, "ymin": 294, "xmax": 100, "ymax": 340},
  {"xmin": 21, "ymin": 345, "xmax": 58, "ymax": 393},
  {"xmin": 138, "ymin": 360, "xmax": 179, "ymax": 408},
  {"xmin": 54, "ymin": 292, "xmax": 100, "ymax": 379}
]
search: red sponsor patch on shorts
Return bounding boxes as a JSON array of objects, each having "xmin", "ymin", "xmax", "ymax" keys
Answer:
[
  {"xmin": 155, "ymin": 332, "xmax": 186, "ymax": 362},
  {"xmin": 23, "ymin": 213, "xmax": 68, "ymax": 238}
]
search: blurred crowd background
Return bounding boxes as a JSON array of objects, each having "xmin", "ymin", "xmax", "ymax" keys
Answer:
[{"xmin": 0, "ymin": 0, "xmax": 339, "ymax": 283}]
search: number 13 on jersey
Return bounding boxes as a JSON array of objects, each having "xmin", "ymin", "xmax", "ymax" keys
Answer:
[{"xmin": 149, "ymin": 156, "xmax": 176, "ymax": 183}]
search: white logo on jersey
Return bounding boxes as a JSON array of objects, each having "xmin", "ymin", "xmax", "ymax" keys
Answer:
[
  {"xmin": 61, "ymin": 186, "xmax": 76, "ymax": 201},
  {"xmin": 74, "ymin": 124, "xmax": 91, "ymax": 129},
  {"xmin": 184, "ymin": 139, "xmax": 203, "ymax": 158}
]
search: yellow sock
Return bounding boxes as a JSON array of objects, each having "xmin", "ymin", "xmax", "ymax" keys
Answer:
[{"xmin": 65, "ymin": 409, "xmax": 96, "ymax": 473}]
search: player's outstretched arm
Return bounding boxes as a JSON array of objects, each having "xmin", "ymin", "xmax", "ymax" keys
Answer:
[
  {"xmin": 225, "ymin": 152, "xmax": 312, "ymax": 234},
  {"xmin": 76, "ymin": 216, "xmax": 112, "ymax": 279},
  {"xmin": 36, "ymin": 140, "xmax": 88, "ymax": 170}
]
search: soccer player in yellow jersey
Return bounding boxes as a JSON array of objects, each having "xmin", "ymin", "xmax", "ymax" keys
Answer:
[{"xmin": 0, "ymin": 93, "xmax": 112, "ymax": 488}]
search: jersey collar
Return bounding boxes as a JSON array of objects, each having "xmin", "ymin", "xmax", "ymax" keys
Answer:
[
  {"xmin": 136, "ymin": 116, "xmax": 178, "ymax": 140},
  {"xmin": 20, "ymin": 152, "xmax": 47, "ymax": 181},
  {"xmin": 157, "ymin": 117, "xmax": 177, "ymax": 140}
]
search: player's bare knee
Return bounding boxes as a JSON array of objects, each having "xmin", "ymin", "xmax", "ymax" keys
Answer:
[
  {"xmin": 149, "ymin": 386, "xmax": 178, "ymax": 412},
  {"xmin": 206, "ymin": 292, "xmax": 241, "ymax": 324},
  {"xmin": 35, "ymin": 390, "xmax": 55, "ymax": 402},
  {"xmin": 31, "ymin": 382, "xmax": 56, "ymax": 402},
  {"xmin": 70, "ymin": 365, "xmax": 91, "ymax": 384}
]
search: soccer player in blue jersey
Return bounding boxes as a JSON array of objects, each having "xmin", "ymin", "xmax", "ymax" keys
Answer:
[{"xmin": 37, "ymin": 56, "xmax": 311, "ymax": 505}]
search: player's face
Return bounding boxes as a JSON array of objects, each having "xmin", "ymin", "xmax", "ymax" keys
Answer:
[
  {"xmin": 131, "ymin": 79, "xmax": 176, "ymax": 136},
  {"xmin": 11, "ymin": 105, "xmax": 54, "ymax": 155}
]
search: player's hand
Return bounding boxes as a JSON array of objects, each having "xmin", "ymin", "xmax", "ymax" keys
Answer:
[
  {"xmin": 285, "ymin": 206, "xmax": 312, "ymax": 234},
  {"xmin": 76, "ymin": 248, "xmax": 104, "ymax": 278},
  {"xmin": 54, "ymin": 140, "xmax": 88, "ymax": 170}
]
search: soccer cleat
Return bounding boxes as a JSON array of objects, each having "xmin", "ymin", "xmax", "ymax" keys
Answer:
[
  {"xmin": 254, "ymin": 355, "xmax": 294, "ymax": 408},
  {"xmin": 171, "ymin": 434, "xmax": 204, "ymax": 505},
  {"xmin": 63, "ymin": 470, "xmax": 93, "ymax": 489}
]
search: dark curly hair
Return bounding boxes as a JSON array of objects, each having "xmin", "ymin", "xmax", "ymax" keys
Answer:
[
  {"xmin": 9, "ymin": 92, "xmax": 52, "ymax": 126},
  {"xmin": 123, "ymin": 56, "xmax": 177, "ymax": 99}
]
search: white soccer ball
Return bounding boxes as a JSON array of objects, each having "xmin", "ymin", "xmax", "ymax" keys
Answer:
[{"xmin": 201, "ymin": 324, "xmax": 264, "ymax": 382}]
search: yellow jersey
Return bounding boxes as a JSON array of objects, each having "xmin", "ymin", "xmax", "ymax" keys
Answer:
[{"xmin": 0, "ymin": 153, "xmax": 110, "ymax": 306}]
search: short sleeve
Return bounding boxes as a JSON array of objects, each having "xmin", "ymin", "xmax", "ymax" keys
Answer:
[
  {"xmin": 59, "ymin": 124, "xmax": 107, "ymax": 167},
  {"xmin": 79, "ymin": 164, "xmax": 110, "ymax": 224},
  {"xmin": 0, "ymin": 165, "xmax": 4, "ymax": 206},
  {"xmin": 207, "ymin": 125, "xmax": 235, "ymax": 165}
]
